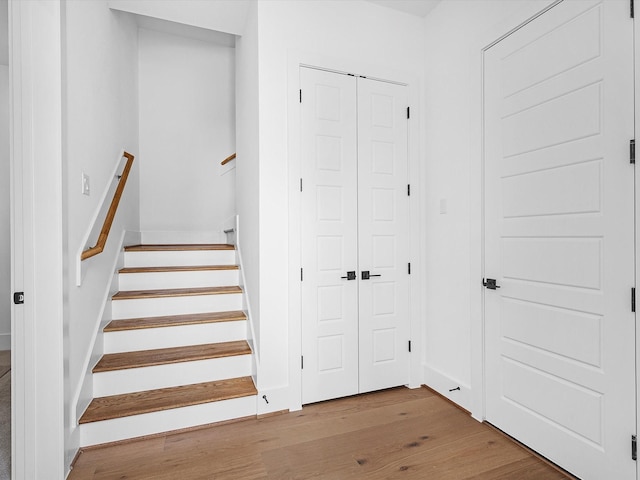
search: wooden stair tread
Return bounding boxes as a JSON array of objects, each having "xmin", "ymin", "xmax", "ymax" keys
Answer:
[
  {"xmin": 79, "ymin": 376, "xmax": 256, "ymax": 424},
  {"xmin": 119, "ymin": 265, "xmax": 238, "ymax": 274},
  {"xmin": 93, "ymin": 341, "xmax": 251, "ymax": 373},
  {"xmin": 105, "ymin": 311, "xmax": 247, "ymax": 332},
  {"xmin": 112, "ymin": 285, "xmax": 242, "ymax": 300},
  {"xmin": 125, "ymin": 244, "xmax": 235, "ymax": 252}
]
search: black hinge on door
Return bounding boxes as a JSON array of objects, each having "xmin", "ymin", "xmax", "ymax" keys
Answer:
[
  {"xmin": 300, "ymin": 178, "xmax": 303, "ymax": 192},
  {"xmin": 631, "ymin": 0, "xmax": 635, "ymax": 18},
  {"xmin": 408, "ymin": 341, "xmax": 412, "ymax": 352},
  {"xmin": 631, "ymin": 140, "xmax": 635, "ymax": 164},
  {"xmin": 407, "ymin": 107, "xmax": 410, "ymax": 119},
  {"xmin": 408, "ymin": 263, "xmax": 411, "ymax": 274},
  {"xmin": 633, "ymin": 288, "xmax": 636, "ymax": 312},
  {"xmin": 407, "ymin": 184, "xmax": 411, "ymax": 196},
  {"xmin": 301, "ymin": 356, "xmax": 304, "ymax": 369},
  {"xmin": 299, "ymin": 89, "xmax": 302, "ymax": 103},
  {"xmin": 13, "ymin": 292, "xmax": 24, "ymax": 305},
  {"xmin": 301, "ymin": 268, "xmax": 304, "ymax": 281},
  {"xmin": 633, "ymin": 435, "xmax": 637, "ymax": 460}
]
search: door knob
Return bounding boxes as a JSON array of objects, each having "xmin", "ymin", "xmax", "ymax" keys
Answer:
[
  {"xmin": 341, "ymin": 271, "xmax": 356, "ymax": 280},
  {"xmin": 483, "ymin": 278, "xmax": 500, "ymax": 290},
  {"xmin": 361, "ymin": 271, "xmax": 382, "ymax": 280}
]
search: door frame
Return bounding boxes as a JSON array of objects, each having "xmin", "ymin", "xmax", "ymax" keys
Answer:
[
  {"xmin": 9, "ymin": 0, "xmax": 65, "ymax": 477},
  {"xmin": 287, "ymin": 52, "xmax": 423, "ymax": 411}
]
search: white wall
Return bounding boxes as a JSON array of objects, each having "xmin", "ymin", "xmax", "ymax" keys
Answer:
[
  {"xmin": 0, "ymin": 0, "xmax": 9, "ymax": 351},
  {"xmin": 63, "ymin": 0, "xmax": 139, "ymax": 471},
  {"xmin": 0, "ymin": 65, "xmax": 9, "ymax": 351},
  {"xmin": 421, "ymin": 0, "xmax": 555, "ymax": 414},
  {"xmin": 235, "ymin": 1, "xmax": 261, "ymax": 353},
  {"xmin": 251, "ymin": 0, "xmax": 424, "ymax": 411},
  {"xmin": 138, "ymin": 27, "xmax": 236, "ymax": 242}
]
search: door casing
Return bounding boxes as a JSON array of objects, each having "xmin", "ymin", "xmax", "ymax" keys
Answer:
[{"xmin": 287, "ymin": 54, "xmax": 423, "ymax": 412}]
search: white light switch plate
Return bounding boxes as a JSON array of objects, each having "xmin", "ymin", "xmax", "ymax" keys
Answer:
[{"xmin": 82, "ymin": 172, "xmax": 90, "ymax": 196}]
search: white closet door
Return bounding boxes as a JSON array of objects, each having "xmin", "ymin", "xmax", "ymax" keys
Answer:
[
  {"xmin": 300, "ymin": 67, "xmax": 359, "ymax": 404},
  {"xmin": 484, "ymin": 1, "xmax": 635, "ymax": 478},
  {"xmin": 357, "ymin": 77, "xmax": 410, "ymax": 393}
]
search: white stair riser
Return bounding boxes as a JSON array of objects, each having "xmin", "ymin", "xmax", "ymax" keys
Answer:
[
  {"xmin": 93, "ymin": 355, "xmax": 253, "ymax": 397},
  {"xmin": 104, "ymin": 321, "xmax": 247, "ymax": 353},
  {"xmin": 112, "ymin": 293, "xmax": 242, "ymax": 319},
  {"xmin": 80, "ymin": 395, "xmax": 257, "ymax": 447},
  {"xmin": 118, "ymin": 269, "xmax": 239, "ymax": 290},
  {"xmin": 124, "ymin": 250, "xmax": 236, "ymax": 268}
]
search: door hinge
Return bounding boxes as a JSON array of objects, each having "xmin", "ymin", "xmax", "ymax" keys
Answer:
[
  {"xmin": 407, "ymin": 106, "xmax": 410, "ymax": 119},
  {"xmin": 300, "ymin": 178, "xmax": 303, "ymax": 192},
  {"xmin": 299, "ymin": 89, "xmax": 302, "ymax": 103},
  {"xmin": 301, "ymin": 268, "xmax": 304, "ymax": 281},
  {"xmin": 632, "ymin": 435, "xmax": 637, "ymax": 460},
  {"xmin": 632, "ymin": 0, "xmax": 635, "ymax": 18},
  {"xmin": 408, "ymin": 263, "xmax": 411, "ymax": 274},
  {"xmin": 633, "ymin": 288, "xmax": 636, "ymax": 312},
  {"xmin": 13, "ymin": 292, "xmax": 24, "ymax": 305},
  {"xmin": 407, "ymin": 184, "xmax": 411, "ymax": 196},
  {"xmin": 631, "ymin": 140, "xmax": 635, "ymax": 164},
  {"xmin": 301, "ymin": 356, "xmax": 304, "ymax": 369},
  {"xmin": 408, "ymin": 340, "xmax": 412, "ymax": 352}
]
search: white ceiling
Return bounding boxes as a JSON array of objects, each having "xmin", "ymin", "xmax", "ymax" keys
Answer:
[{"xmin": 365, "ymin": 0, "xmax": 441, "ymax": 18}]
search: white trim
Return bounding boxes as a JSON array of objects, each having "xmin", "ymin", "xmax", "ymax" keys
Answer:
[
  {"xmin": 635, "ymin": 6, "xmax": 640, "ymax": 480},
  {"xmin": 10, "ymin": 1, "xmax": 65, "ymax": 477},
  {"xmin": 287, "ymin": 50, "xmax": 423, "ymax": 411}
]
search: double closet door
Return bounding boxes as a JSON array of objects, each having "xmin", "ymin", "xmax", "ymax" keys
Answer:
[{"xmin": 300, "ymin": 67, "xmax": 410, "ymax": 405}]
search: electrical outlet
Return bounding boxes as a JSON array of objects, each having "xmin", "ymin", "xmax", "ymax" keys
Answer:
[{"xmin": 82, "ymin": 173, "xmax": 90, "ymax": 196}]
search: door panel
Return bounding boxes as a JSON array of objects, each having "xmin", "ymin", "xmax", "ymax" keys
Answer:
[
  {"xmin": 357, "ymin": 78, "xmax": 410, "ymax": 393},
  {"xmin": 301, "ymin": 67, "xmax": 359, "ymax": 404},
  {"xmin": 484, "ymin": 1, "xmax": 635, "ymax": 478}
]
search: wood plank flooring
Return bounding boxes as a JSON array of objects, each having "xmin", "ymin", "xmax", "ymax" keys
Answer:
[
  {"xmin": 125, "ymin": 244, "xmax": 235, "ymax": 251},
  {"xmin": 69, "ymin": 386, "xmax": 574, "ymax": 480},
  {"xmin": 112, "ymin": 285, "xmax": 242, "ymax": 300},
  {"xmin": 93, "ymin": 340, "xmax": 251, "ymax": 372},
  {"xmin": 79, "ymin": 377, "xmax": 257, "ymax": 424},
  {"xmin": 104, "ymin": 311, "xmax": 247, "ymax": 332},
  {"xmin": 119, "ymin": 265, "xmax": 239, "ymax": 274}
]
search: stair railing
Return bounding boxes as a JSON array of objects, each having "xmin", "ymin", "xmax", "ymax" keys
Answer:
[
  {"xmin": 81, "ymin": 152, "xmax": 135, "ymax": 260},
  {"xmin": 221, "ymin": 153, "xmax": 236, "ymax": 166}
]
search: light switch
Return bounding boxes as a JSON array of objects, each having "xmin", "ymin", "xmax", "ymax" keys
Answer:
[
  {"xmin": 439, "ymin": 198, "xmax": 447, "ymax": 214},
  {"xmin": 82, "ymin": 173, "xmax": 90, "ymax": 196}
]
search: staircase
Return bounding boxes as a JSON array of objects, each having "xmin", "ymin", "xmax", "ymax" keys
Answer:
[{"xmin": 79, "ymin": 244, "xmax": 257, "ymax": 447}]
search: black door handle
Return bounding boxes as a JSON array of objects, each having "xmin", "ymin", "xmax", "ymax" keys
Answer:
[
  {"xmin": 361, "ymin": 271, "xmax": 382, "ymax": 280},
  {"xmin": 341, "ymin": 271, "xmax": 356, "ymax": 280},
  {"xmin": 483, "ymin": 278, "xmax": 500, "ymax": 290}
]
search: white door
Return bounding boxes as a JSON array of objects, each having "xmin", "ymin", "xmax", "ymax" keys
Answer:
[
  {"xmin": 301, "ymin": 67, "xmax": 410, "ymax": 404},
  {"xmin": 300, "ymin": 67, "xmax": 359, "ymax": 404},
  {"xmin": 484, "ymin": 1, "xmax": 635, "ymax": 479},
  {"xmin": 357, "ymin": 78, "xmax": 410, "ymax": 393}
]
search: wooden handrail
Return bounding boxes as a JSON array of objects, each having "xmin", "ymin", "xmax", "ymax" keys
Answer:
[
  {"xmin": 81, "ymin": 152, "xmax": 135, "ymax": 261},
  {"xmin": 221, "ymin": 153, "xmax": 236, "ymax": 166}
]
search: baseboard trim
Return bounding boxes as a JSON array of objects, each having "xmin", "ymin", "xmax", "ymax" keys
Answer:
[
  {"xmin": 140, "ymin": 231, "xmax": 226, "ymax": 245},
  {"xmin": 79, "ymin": 413, "xmax": 257, "ymax": 452},
  {"xmin": 423, "ymin": 364, "xmax": 471, "ymax": 412}
]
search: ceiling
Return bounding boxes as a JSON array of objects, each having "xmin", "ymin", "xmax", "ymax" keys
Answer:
[{"xmin": 365, "ymin": 0, "xmax": 442, "ymax": 18}]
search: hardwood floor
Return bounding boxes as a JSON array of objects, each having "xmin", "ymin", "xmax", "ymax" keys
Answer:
[{"xmin": 69, "ymin": 386, "xmax": 573, "ymax": 479}]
